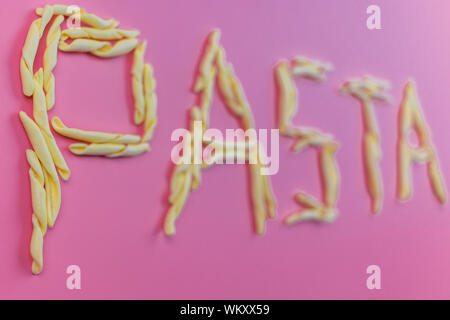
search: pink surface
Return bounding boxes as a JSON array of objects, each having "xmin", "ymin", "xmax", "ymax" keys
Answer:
[{"xmin": 1, "ymin": 0, "xmax": 450, "ymax": 299}]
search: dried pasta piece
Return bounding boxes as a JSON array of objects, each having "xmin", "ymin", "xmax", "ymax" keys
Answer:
[
  {"xmin": 69, "ymin": 142, "xmax": 150, "ymax": 158},
  {"xmin": 20, "ymin": 111, "xmax": 61, "ymax": 228},
  {"xmin": 194, "ymin": 29, "xmax": 220, "ymax": 93},
  {"xmin": 20, "ymin": 111, "xmax": 58, "ymax": 181},
  {"xmin": 397, "ymin": 81, "xmax": 447, "ymax": 203},
  {"xmin": 341, "ymin": 76, "xmax": 391, "ymax": 213},
  {"xmin": 20, "ymin": 5, "xmax": 53, "ymax": 96},
  {"xmin": 164, "ymin": 164, "xmax": 193, "ymax": 236},
  {"xmin": 26, "ymin": 150, "xmax": 47, "ymax": 275},
  {"xmin": 26, "ymin": 150, "xmax": 48, "ymax": 236},
  {"xmin": 132, "ymin": 41, "xmax": 147, "ymax": 125},
  {"xmin": 142, "ymin": 63, "xmax": 158, "ymax": 142},
  {"xmin": 321, "ymin": 142, "xmax": 340, "ymax": 208},
  {"xmin": 21, "ymin": 4, "xmax": 157, "ymax": 275},
  {"xmin": 275, "ymin": 60, "xmax": 297, "ymax": 135},
  {"xmin": 291, "ymin": 56, "xmax": 333, "ymax": 80},
  {"xmin": 33, "ymin": 69, "xmax": 70, "ymax": 181},
  {"xmin": 43, "ymin": 15, "xmax": 64, "ymax": 110},
  {"xmin": 51, "ymin": 116, "xmax": 141, "ymax": 144},
  {"xmin": 30, "ymin": 215, "xmax": 44, "ymax": 275},
  {"xmin": 59, "ymin": 38, "xmax": 138, "ymax": 58},
  {"xmin": 36, "ymin": 5, "xmax": 119, "ymax": 29},
  {"xmin": 61, "ymin": 27, "xmax": 139, "ymax": 41}
]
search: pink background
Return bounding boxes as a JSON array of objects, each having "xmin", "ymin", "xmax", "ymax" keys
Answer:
[{"xmin": 1, "ymin": 0, "xmax": 450, "ymax": 299}]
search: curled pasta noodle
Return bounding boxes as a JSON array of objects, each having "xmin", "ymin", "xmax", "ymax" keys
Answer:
[
  {"xmin": 142, "ymin": 63, "xmax": 158, "ymax": 142},
  {"xmin": 26, "ymin": 150, "xmax": 48, "ymax": 236},
  {"xmin": 20, "ymin": 111, "xmax": 58, "ymax": 182},
  {"xmin": 51, "ymin": 116, "xmax": 141, "ymax": 144},
  {"xmin": 194, "ymin": 29, "xmax": 220, "ymax": 93},
  {"xmin": 43, "ymin": 15, "xmax": 64, "ymax": 110},
  {"xmin": 132, "ymin": 41, "xmax": 147, "ymax": 125},
  {"xmin": 61, "ymin": 27, "xmax": 139, "ymax": 41},
  {"xmin": 59, "ymin": 38, "xmax": 138, "ymax": 58},
  {"xmin": 26, "ymin": 150, "xmax": 47, "ymax": 275},
  {"xmin": 33, "ymin": 69, "xmax": 70, "ymax": 181},
  {"xmin": 36, "ymin": 5, "xmax": 119, "ymax": 29},
  {"xmin": 69, "ymin": 142, "xmax": 150, "ymax": 158},
  {"xmin": 20, "ymin": 5, "xmax": 53, "ymax": 96},
  {"xmin": 30, "ymin": 215, "xmax": 44, "ymax": 275},
  {"xmin": 20, "ymin": 111, "xmax": 61, "ymax": 228},
  {"xmin": 164, "ymin": 164, "xmax": 193, "ymax": 236}
]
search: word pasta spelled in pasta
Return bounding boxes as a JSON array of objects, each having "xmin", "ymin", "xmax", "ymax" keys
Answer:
[{"xmin": 19, "ymin": 4, "xmax": 157, "ymax": 274}]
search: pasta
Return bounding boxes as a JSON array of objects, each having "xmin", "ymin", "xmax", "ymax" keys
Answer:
[
  {"xmin": 20, "ymin": 111, "xmax": 61, "ymax": 228},
  {"xmin": 341, "ymin": 76, "xmax": 391, "ymax": 213},
  {"xmin": 43, "ymin": 15, "xmax": 64, "ymax": 110},
  {"xmin": 397, "ymin": 81, "xmax": 447, "ymax": 203},
  {"xmin": 275, "ymin": 56, "xmax": 340, "ymax": 224},
  {"xmin": 61, "ymin": 27, "xmax": 139, "ymax": 41},
  {"xmin": 69, "ymin": 142, "xmax": 150, "ymax": 158},
  {"xmin": 26, "ymin": 150, "xmax": 47, "ymax": 275},
  {"xmin": 164, "ymin": 30, "xmax": 277, "ymax": 236},
  {"xmin": 36, "ymin": 5, "xmax": 119, "ymax": 29},
  {"xmin": 33, "ymin": 69, "xmax": 70, "ymax": 181},
  {"xmin": 142, "ymin": 63, "xmax": 158, "ymax": 142},
  {"xmin": 132, "ymin": 41, "xmax": 147, "ymax": 125},
  {"xmin": 51, "ymin": 117, "xmax": 141, "ymax": 144},
  {"xmin": 20, "ymin": 5, "xmax": 157, "ymax": 274},
  {"xmin": 20, "ymin": 5, "xmax": 53, "ymax": 96},
  {"xmin": 59, "ymin": 38, "xmax": 138, "ymax": 58}
]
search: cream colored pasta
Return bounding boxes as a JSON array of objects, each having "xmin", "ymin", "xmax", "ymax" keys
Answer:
[
  {"xmin": 142, "ymin": 63, "xmax": 158, "ymax": 142},
  {"xmin": 321, "ymin": 142, "xmax": 340, "ymax": 208},
  {"xmin": 61, "ymin": 27, "xmax": 139, "ymax": 41},
  {"xmin": 69, "ymin": 142, "xmax": 150, "ymax": 158},
  {"xmin": 164, "ymin": 32, "xmax": 276, "ymax": 236},
  {"xmin": 26, "ymin": 150, "xmax": 47, "ymax": 275},
  {"xmin": 20, "ymin": 111, "xmax": 61, "ymax": 228},
  {"xmin": 33, "ymin": 69, "xmax": 70, "ymax": 181},
  {"xmin": 36, "ymin": 5, "xmax": 119, "ymax": 29},
  {"xmin": 341, "ymin": 76, "xmax": 391, "ymax": 213},
  {"xmin": 397, "ymin": 81, "xmax": 447, "ymax": 204},
  {"xmin": 164, "ymin": 164, "xmax": 193, "ymax": 236},
  {"xmin": 132, "ymin": 41, "xmax": 147, "ymax": 125},
  {"xmin": 30, "ymin": 215, "xmax": 44, "ymax": 275},
  {"xmin": 21, "ymin": 4, "xmax": 157, "ymax": 275},
  {"xmin": 275, "ymin": 56, "xmax": 340, "ymax": 225},
  {"xmin": 275, "ymin": 60, "xmax": 297, "ymax": 135},
  {"xmin": 21, "ymin": 5, "xmax": 53, "ymax": 96},
  {"xmin": 20, "ymin": 111, "xmax": 58, "ymax": 182},
  {"xmin": 59, "ymin": 38, "xmax": 138, "ymax": 58},
  {"xmin": 283, "ymin": 142, "xmax": 340, "ymax": 225},
  {"xmin": 43, "ymin": 15, "xmax": 64, "ymax": 110},
  {"xmin": 51, "ymin": 117, "xmax": 141, "ymax": 144}
]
